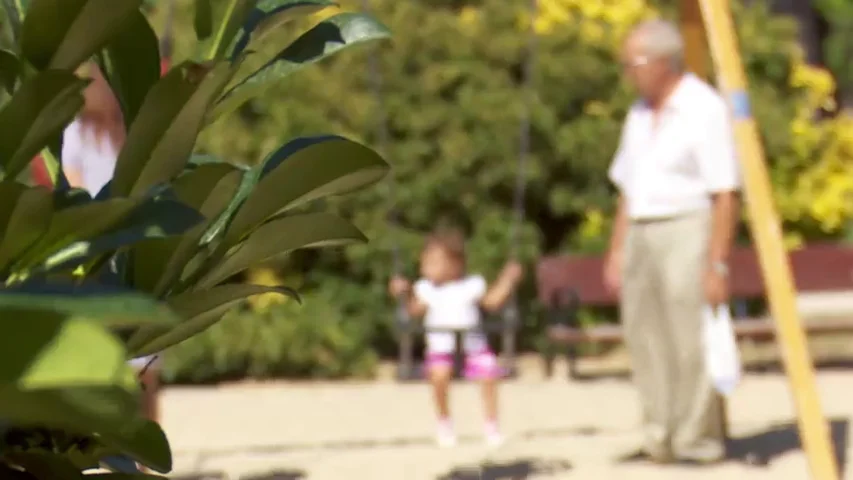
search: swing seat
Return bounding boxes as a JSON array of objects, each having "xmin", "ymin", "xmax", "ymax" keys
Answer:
[{"xmin": 394, "ymin": 313, "xmax": 520, "ymax": 382}]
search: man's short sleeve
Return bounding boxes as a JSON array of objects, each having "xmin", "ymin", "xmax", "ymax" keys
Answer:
[
  {"xmin": 608, "ymin": 110, "xmax": 634, "ymax": 189},
  {"xmin": 695, "ymin": 99, "xmax": 740, "ymax": 192}
]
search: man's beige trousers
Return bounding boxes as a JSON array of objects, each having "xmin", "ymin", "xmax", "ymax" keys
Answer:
[{"xmin": 621, "ymin": 210, "xmax": 724, "ymax": 460}]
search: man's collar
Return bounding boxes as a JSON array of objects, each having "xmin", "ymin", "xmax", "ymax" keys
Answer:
[
  {"xmin": 641, "ymin": 73, "xmax": 694, "ymax": 112},
  {"xmin": 662, "ymin": 73, "xmax": 695, "ymax": 111}
]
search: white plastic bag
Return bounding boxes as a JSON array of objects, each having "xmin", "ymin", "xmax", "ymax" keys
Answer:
[{"xmin": 702, "ymin": 304, "xmax": 741, "ymax": 396}]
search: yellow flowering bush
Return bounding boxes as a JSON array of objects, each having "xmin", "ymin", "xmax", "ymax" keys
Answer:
[
  {"xmin": 523, "ymin": 0, "xmax": 853, "ymax": 244},
  {"xmin": 781, "ymin": 60, "xmax": 853, "ymax": 235}
]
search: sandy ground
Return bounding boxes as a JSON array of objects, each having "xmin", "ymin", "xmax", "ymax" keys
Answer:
[{"xmin": 160, "ymin": 358, "xmax": 853, "ymax": 480}]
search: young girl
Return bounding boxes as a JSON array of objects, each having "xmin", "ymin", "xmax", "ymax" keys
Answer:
[{"xmin": 389, "ymin": 228, "xmax": 523, "ymax": 447}]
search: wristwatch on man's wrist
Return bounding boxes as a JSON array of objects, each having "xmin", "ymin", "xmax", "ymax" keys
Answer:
[{"xmin": 710, "ymin": 260, "xmax": 729, "ymax": 277}]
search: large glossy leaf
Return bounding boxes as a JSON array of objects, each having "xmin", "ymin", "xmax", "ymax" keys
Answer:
[
  {"xmin": 0, "ymin": 310, "xmax": 136, "ymax": 389},
  {"xmin": 223, "ymin": 135, "xmax": 388, "ymax": 246},
  {"xmin": 132, "ymin": 163, "xmax": 242, "ymax": 295},
  {"xmin": 0, "ymin": 48, "xmax": 20, "ymax": 93},
  {"xmin": 0, "ymin": 185, "xmax": 52, "ymax": 274},
  {"xmin": 1, "ymin": 390, "xmax": 171, "ymax": 473},
  {"xmin": 228, "ymin": 0, "xmax": 336, "ymax": 58},
  {"xmin": 0, "ymin": 284, "xmax": 182, "ymax": 327},
  {"xmin": 127, "ymin": 284, "xmax": 297, "ymax": 356},
  {"xmin": 197, "ymin": 212, "xmax": 365, "ymax": 289},
  {"xmin": 194, "ymin": 0, "xmax": 214, "ymax": 40},
  {"xmin": 101, "ymin": 10, "xmax": 161, "ymax": 126},
  {"xmin": 98, "ymin": 420, "xmax": 171, "ymax": 474},
  {"xmin": 206, "ymin": 0, "xmax": 256, "ymax": 60},
  {"xmin": 212, "ymin": 12, "xmax": 390, "ymax": 119},
  {"xmin": 9, "ymin": 198, "xmax": 137, "ymax": 274},
  {"xmin": 112, "ymin": 61, "xmax": 239, "ymax": 197},
  {"xmin": 1, "ymin": 0, "xmax": 23, "ymax": 45},
  {"xmin": 32, "ymin": 196, "xmax": 204, "ymax": 276},
  {"xmin": 5, "ymin": 453, "xmax": 82, "ymax": 480},
  {"xmin": 111, "ymin": 64, "xmax": 202, "ymax": 196},
  {"xmin": 0, "ymin": 308, "xmax": 172, "ymax": 472},
  {"xmin": 199, "ymin": 165, "xmax": 259, "ymax": 245},
  {"xmin": 0, "ymin": 70, "xmax": 87, "ymax": 178},
  {"xmin": 21, "ymin": 0, "xmax": 143, "ymax": 71}
]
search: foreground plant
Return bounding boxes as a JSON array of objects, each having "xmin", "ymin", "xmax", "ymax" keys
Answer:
[{"xmin": 0, "ymin": 0, "xmax": 390, "ymax": 477}]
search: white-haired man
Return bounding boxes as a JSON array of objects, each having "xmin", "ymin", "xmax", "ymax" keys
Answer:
[{"xmin": 604, "ymin": 20, "xmax": 740, "ymax": 464}]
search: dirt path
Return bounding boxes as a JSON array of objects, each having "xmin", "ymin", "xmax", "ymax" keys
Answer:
[{"xmin": 160, "ymin": 368, "xmax": 853, "ymax": 480}]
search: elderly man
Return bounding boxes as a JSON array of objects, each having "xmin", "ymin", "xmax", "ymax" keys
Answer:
[{"xmin": 604, "ymin": 20, "xmax": 740, "ymax": 463}]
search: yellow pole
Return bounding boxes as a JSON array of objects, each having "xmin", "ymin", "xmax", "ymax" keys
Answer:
[{"xmin": 694, "ymin": 0, "xmax": 839, "ymax": 478}]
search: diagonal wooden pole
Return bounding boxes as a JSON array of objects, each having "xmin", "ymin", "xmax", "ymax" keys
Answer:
[{"xmin": 692, "ymin": 0, "xmax": 839, "ymax": 478}]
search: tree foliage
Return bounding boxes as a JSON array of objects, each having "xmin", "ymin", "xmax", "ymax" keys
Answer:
[{"xmin": 159, "ymin": 0, "xmax": 851, "ymax": 381}]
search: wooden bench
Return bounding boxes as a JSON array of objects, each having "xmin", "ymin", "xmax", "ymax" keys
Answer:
[{"xmin": 536, "ymin": 244, "xmax": 853, "ymax": 379}]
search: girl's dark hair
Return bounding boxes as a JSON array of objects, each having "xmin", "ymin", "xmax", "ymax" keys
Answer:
[
  {"xmin": 424, "ymin": 227, "xmax": 467, "ymax": 262},
  {"xmin": 78, "ymin": 62, "xmax": 125, "ymax": 150}
]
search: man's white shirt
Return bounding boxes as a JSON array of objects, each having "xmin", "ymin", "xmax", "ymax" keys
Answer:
[{"xmin": 608, "ymin": 73, "xmax": 741, "ymax": 220}]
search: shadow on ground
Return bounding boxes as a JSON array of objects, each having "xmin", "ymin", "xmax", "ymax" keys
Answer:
[
  {"xmin": 617, "ymin": 417, "xmax": 849, "ymax": 471},
  {"xmin": 728, "ymin": 417, "xmax": 848, "ymax": 470},
  {"xmin": 174, "ymin": 425, "xmax": 606, "ymax": 458},
  {"xmin": 437, "ymin": 458, "xmax": 572, "ymax": 480}
]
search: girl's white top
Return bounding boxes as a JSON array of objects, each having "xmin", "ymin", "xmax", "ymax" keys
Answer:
[
  {"xmin": 61, "ymin": 119, "xmax": 118, "ymax": 196},
  {"xmin": 413, "ymin": 275, "xmax": 489, "ymax": 354}
]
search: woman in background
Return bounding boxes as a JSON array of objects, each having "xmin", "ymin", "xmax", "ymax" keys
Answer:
[
  {"xmin": 61, "ymin": 63, "xmax": 124, "ymax": 195},
  {"xmin": 61, "ymin": 62, "xmax": 161, "ymax": 423}
]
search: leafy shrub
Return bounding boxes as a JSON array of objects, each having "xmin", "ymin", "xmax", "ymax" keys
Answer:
[
  {"xmin": 0, "ymin": 0, "xmax": 389, "ymax": 477},
  {"xmin": 163, "ymin": 290, "xmax": 378, "ymax": 383}
]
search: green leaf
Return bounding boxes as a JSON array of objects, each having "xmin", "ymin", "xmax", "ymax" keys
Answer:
[
  {"xmin": 112, "ymin": 61, "xmax": 239, "ymax": 197},
  {"xmin": 0, "ymin": 48, "xmax": 20, "ymax": 93},
  {"xmin": 212, "ymin": 12, "xmax": 390, "ymax": 118},
  {"xmin": 9, "ymin": 198, "xmax": 137, "ymax": 274},
  {"xmin": 21, "ymin": 0, "xmax": 144, "ymax": 71},
  {"xmin": 127, "ymin": 284, "xmax": 298, "ymax": 356},
  {"xmin": 132, "ymin": 163, "xmax": 242, "ymax": 295},
  {"xmin": 5, "ymin": 452, "xmax": 83, "ymax": 480},
  {"xmin": 0, "ymin": 284, "xmax": 182, "ymax": 327},
  {"xmin": 228, "ymin": 0, "xmax": 337, "ymax": 58},
  {"xmin": 207, "ymin": 0, "xmax": 257, "ymax": 60},
  {"xmin": 198, "ymin": 212, "xmax": 365, "ymax": 289},
  {"xmin": 98, "ymin": 420, "xmax": 171, "ymax": 474},
  {"xmin": 0, "ymin": 310, "xmax": 137, "ymax": 389},
  {"xmin": 0, "ymin": 308, "xmax": 172, "ymax": 472},
  {"xmin": 33, "ymin": 196, "xmax": 205, "ymax": 275},
  {"xmin": 198, "ymin": 166, "xmax": 259, "ymax": 245},
  {"xmin": 223, "ymin": 135, "xmax": 388, "ymax": 246},
  {"xmin": 101, "ymin": 10, "xmax": 162, "ymax": 126},
  {"xmin": 0, "ymin": 70, "xmax": 87, "ymax": 178},
  {"xmin": 194, "ymin": 0, "xmax": 214, "ymax": 40},
  {"xmin": 0, "ymin": 185, "xmax": 53, "ymax": 274},
  {"xmin": 1, "ymin": 0, "xmax": 23, "ymax": 45}
]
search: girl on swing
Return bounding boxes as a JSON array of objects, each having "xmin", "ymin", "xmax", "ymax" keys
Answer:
[{"xmin": 389, "ymin": 227, "xmax": 523, "ymax": 447}]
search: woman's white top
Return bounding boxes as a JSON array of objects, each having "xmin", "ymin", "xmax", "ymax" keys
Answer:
[{"xmin": 61, "ymin": 119, "xmax": 118, "ymax": 196}]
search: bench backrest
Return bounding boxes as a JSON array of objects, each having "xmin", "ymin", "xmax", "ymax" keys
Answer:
[{"xmin": 536, "ymin": 244, "xmax": 853, "ymax": 308}]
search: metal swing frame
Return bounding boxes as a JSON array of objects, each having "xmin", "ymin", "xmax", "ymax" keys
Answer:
[{"xmin": 362, "ymin": 0, "xmax": 538, "ymax": 381}]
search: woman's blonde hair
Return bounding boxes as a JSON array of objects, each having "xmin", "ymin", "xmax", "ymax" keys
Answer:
[{"xmin": 77, "ymin": 62, "xmax": 125, "ymax": 150}]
